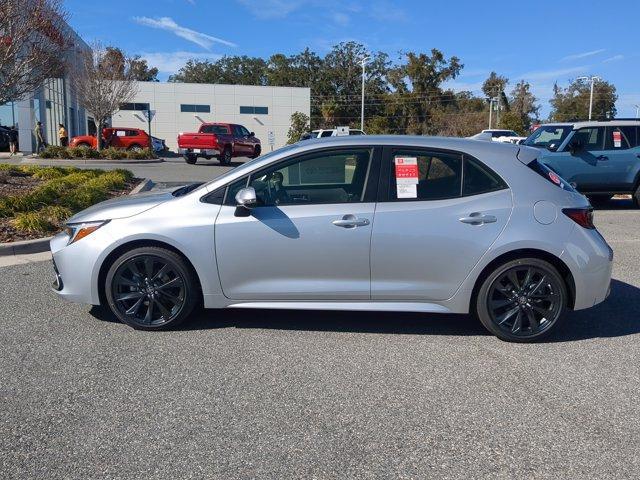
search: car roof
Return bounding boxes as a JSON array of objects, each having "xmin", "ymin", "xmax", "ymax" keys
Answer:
[{"xmin": 538, "ymin": 120, "xmax": 640, "ymax": 129}]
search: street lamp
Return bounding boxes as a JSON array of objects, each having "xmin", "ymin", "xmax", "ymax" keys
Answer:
[
  {"xmin": 635, "ymin": 104, "xmax": 640, "ymax": 119},
  {"xmin": 488, "ymin": 97, "xmax": 499, "ymax": 128},
  {"xmin": 360, "ymin": 55, "xmax": 370, "ymax": 131},
  {"xmin": 577, "ymin": 75, "xmax": 601, "ymax": 120}
]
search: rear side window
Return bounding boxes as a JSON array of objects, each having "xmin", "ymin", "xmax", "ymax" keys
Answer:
[
  {"xmin": 320, "ymin": 130, "xmax": 333, "ymax": 137},
  {"xmin": 617, "ymin": 126, "xmax": 638, "ymax": 148},
  {"xmin": 463, "ymin": 157, "xmax": 507, "ymax": 196},
  {"xmin": 605, "ymin": 127, "xmax": 631, "ymax": 150},
  {"xmin": 389, "ymin": 151, "xmax": 462, "ymax": 201}
]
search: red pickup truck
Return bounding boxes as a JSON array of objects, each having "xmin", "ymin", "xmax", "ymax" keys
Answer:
[{"xmin": 177, "ymin": 123, "xmax": 261, "ymax": 165}]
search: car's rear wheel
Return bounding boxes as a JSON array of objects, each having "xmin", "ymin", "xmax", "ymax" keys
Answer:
[
  {"xmin": 104, "ymin": 247, "xmax": 199, "ymax": 330},
  {"xmin": 219, "ymin": 146, "xmax": 232, "ymax": 165},
  {"xmin": 184, "ymin": 154, "xmax": 197, "ymax": 164},
  {"xmin": 475, "ymin": 258, "xmax": 567, "ymax": 342},
  {"xmin": 128, "ymin": 144, "xmax": 143, "ymax": 152},
  {"xmin": 633, "ymin": 185, "xmax": 640, "ymax": 208},
  {"xmin": 77, "ymin": 142, "xmax": 91, "ymax": 149}
]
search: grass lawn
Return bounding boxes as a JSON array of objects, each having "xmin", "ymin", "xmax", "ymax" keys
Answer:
[{"xmin": 0, "ymin": 164, "xmax": 138, "ymax": 243}]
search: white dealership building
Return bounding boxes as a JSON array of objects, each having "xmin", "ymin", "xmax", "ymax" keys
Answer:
[{"xmin": 112, "ymin": 82, "xmax": 311, "ymax": 151}]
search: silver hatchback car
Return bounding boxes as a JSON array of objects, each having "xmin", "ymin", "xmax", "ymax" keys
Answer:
[{"xmin": 51, "ymin": 136, "xmax": 613, "ymax": 342}]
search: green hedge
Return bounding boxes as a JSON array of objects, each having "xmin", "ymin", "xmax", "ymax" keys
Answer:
[
  {"xmin": 0, "ymin": 164, "xmax": 135, "ymax": 235},
  {"xmin": 38, "ymin": 145, "xmax": 156, "ymax": 160}
]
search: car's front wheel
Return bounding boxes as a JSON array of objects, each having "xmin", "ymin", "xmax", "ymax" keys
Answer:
[
  {"xmin": 475, "ymin": 258, "xmax": 567, "ymax": 342},
  {"xmin": 104, "ymin": 247, "xmax": 199, "ymax": 330}
]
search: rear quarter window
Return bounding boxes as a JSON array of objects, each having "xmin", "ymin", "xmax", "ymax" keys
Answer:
[{"xmin": 463, "ymin": 157, "xmax": 508, "ymax": 196}]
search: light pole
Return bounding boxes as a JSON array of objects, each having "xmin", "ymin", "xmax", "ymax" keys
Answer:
[
  {"xmin": 360, "ymin": 55, "xmax": 370, "ymax": 131},
  {"xmin": 635, "ymin": 104, "xmax": 640, "ymax": 118},
  {"xmin": 577, "ymin": 75, "xmax": 601, "ymax": 120},
  {"xmin": 488, "ymin": 97, "xmax": 498, "ymax": 128}
]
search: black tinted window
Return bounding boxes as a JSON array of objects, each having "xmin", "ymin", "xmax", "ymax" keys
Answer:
[
  {"xmin": 618, "ymin": 126, "xmax": 638, "ymax": 148},
  {"xmin": 604, "ymin": 127, "xmax": 631, "ymax": 150},
  {"xmin": 573, "ymin": 127, "xmax": 605, "ymax": 151},
  {"xmin": 389, "ymin": 151, "xmax": 462, "ymax": 201},
  {"xmin": 463, "ymin": 157, "xmax": 508, "ymax": 196}
]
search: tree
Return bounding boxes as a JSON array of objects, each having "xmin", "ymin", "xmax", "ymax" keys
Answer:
[
  {"xmin": 550, "ymin": 78, "xmax": 617, "ymax": 121},
  {"xmin": 169, "ymin": 55, "xmax": 267, "ymax": 85},
  {"xmin": 0, "ymin": 0, "xmax": 70, "ymax": 105},
  {"xmin": 482, "ymin": 71, "xmax": 508, "ymax": 99},
  {"xmin": 101, "ymin": 47, "xmax": 158, "ymax": 82},
  {"xmin": 508, "ymin": 80, "xmax": 539, "ymax": 133},
  {"xmin": 72, "ymin": 43, "xmax": 138, "ymax": 150},
  {"xmin": 286, "ymin": 111, "xmax": 310, "ymax": 144}
]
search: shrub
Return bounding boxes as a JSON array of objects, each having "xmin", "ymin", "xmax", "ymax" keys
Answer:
[
  {"xmin": 62, "ymin": 184, "xmax": 109, "ymax": 210},
  {"xmin": 113, "ymin": 168, "xmax": 134, "ymax": 182},
  {"xmin": 38, "ymin": 145, "xmax": 68, "ymax": 159},
  {"xmin": 12, "ymin": 211, "xmax": 56, "ymax": 233},
  {"xmin": 0, "ymin": 198, "xmax": 11, "ymax": 217},
  {"xmin": 66, "ymin": 146, "xmax": 87, "ymax": 159},
  {"xmin": 32, "ymin": 166, "xmax": 67, "ymax": 180},
  {"xmin": 85, "ymin": 171, "xmax": 127, "ymax": 191},
  {"xmin": 126, "ymin": 148, "xmax": 156, "ymax": 160},
  {"xmin": 101, "ymin": 147, "xmax": 127, "ymax": 160},
  {"xmin": 81, "ymin": 147, "xmax": 101, "ymax": 159},
  {"xmin": 41, "ymin": 205, "xmax": 72, "ymax": 223}
]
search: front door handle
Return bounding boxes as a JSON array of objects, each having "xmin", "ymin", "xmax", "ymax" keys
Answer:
[
  {"xmin": 596, "ymin": 155, "xmax": 609, "ymax": 161},
  {"xmin": 332, "ymin": 214, "xmax": 370, "ymax": 228},
  {"xmin": 459, "ymin": 212, "xmax": 497, "ymax": 225}
]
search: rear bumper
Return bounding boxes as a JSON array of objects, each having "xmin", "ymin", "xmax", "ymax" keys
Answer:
[
  {"xmin": 178, "ymin": 147, "xmax": 220, "ymax": 156},
  {"xmin": 561, "ymin": 226, "xmax": 613, "ymax": 310}
]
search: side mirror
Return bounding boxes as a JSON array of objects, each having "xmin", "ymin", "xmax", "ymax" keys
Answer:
[
  {"xmin": 250, "ymin": 132, "xmax": 255, "ymax": 137},
  {"xmin": 235, "ymin": 187, "xmax": 257, "ymax": 209}
]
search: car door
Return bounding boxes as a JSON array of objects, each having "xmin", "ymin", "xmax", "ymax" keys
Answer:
[
  {"xmin": 371, "ymin": 147, "xmax": 512, "ymax": 301},
  {"xmin": 597, "ymin": 126, "xmax": 639, "ymax": 190},
  {"xmin": 232, "ymin": 125, "xmax": 250, "ymax": 155},
  {"xmin": 214, "ymin": 146, "xmax": 380, "ymax": 300},
  {"xmin": 542, "ymin": 127, "xmax": 606, "ymax": 191}
]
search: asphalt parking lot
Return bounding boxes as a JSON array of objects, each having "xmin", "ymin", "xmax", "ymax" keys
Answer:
[{"xmin": 1, "ymin": 160, "xmax": 640, "ymax": 477}]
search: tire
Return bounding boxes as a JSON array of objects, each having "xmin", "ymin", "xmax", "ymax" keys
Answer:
[
  {"xmin": 475, "ymin": 258, "xmax": 567, "ymax": 342},
  {"xmin": 587, "ymin": 194, "xmax": 612, "ymax": 207},
  {"xmin": 128, "ymin": 144, "xmax": 143, "ymax": 152},
  {"xmin": 219, "ymin": 146, "xmax": 232, "ymax": 165},
  {"xmin": 633, "ymin": 186, "xmax": 640, "ymax": 208},
  {"xmin": 104, "ymin": 246, "xmax": 199, "ymax": 331},
  {"xmin": 184, "ymin": 154, "xmax": 197, "ymax": 164},
  {"xmin": 251, "ymin": 145, "xmax": 261, "ymax": 159}
]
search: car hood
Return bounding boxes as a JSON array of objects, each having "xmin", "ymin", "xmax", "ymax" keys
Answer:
[{"xmin": 66, "ymin": 189, "xmax": 176, "ymax": 224}]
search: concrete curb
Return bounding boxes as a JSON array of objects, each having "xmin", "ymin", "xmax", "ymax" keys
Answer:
[
  {"xmin": 0, "ymin": 178, "xmax": 154, "ymax": 257},
  {"xmin": 20, "ymin": 157, "xmax": 164, "ymax": 165}
]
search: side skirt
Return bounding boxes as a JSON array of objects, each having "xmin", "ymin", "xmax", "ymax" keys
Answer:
[{"xmin": 224, "ymin": 301, "xmax": 453, "ymax": 314}]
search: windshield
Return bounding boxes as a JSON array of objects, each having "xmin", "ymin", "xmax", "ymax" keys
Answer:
[{"xmin": 523, "ymin": 125, "xmax": 573, "ymax": 149}]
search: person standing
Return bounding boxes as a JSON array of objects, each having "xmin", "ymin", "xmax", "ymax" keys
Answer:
[
  {"xmin": 58, "ymin": 123, "xmax": 68, "ymax": 147},
  {"xmin": 8, "ymin": 125, "xmax": 18, "ymax": 156},
  {"xmin": 34, "ymin": 121, "xmax": 45, "ymax": 153}
]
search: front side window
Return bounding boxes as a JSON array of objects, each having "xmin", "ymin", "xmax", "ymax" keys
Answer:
[
  {"xmin": 572, "ymin": 127, "xmax": 605, "ymax": 151},
  {"xmin": 523, "ymin": 125, "xmax": 572, "ymax": 149},
  {"xmin": 389, "ymin": 150, "xmax": 462, "ymax": 201},
  {"xmin": 247, "ymin": 148, "xmax": 372, "ymax": 206}
]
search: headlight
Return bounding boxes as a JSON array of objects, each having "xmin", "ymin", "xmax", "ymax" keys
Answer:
[{"xmin": 65, "ymin": 220, "xmax": 109, "ymax": 245}]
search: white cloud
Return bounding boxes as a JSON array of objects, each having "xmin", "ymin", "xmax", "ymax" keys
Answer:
[
  {"xmin": 560, "ymin": 49, "xmax": 605, "ymax": 62},
  {"xmin": 603, "ymin": 54, "xmax": 624, "ymax": 63},
  {"xmin": 332, "ymin": 12, "xmax": 350, "ymax": 26},
  {"xmin": 235, "ymin": 0, "xmax": 304, "ymax": 19},
  {"xmin": 133, "ymin": 17, "xmax": 237, "ymax": 49},
  {"xmin": 138, "ymin": 51, "xmax": 222, "ymax": 74},
  {"xmin": 517, "ymin": 66, "xmax": 588, "ymax": 81}
]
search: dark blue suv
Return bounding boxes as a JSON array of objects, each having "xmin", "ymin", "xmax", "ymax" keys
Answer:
[{"xmin": 523, "ymin": 121, "xmax": 640, "ymax": 207}]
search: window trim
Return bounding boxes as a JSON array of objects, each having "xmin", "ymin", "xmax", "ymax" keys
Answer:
[{"xmin": 378, "ymin": 146, "xmax": 508, "ymax": 203}]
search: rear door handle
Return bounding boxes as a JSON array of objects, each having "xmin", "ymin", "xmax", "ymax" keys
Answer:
[
  {"xmin": 332, "ymin": 214, "xmax": 370, "ymax": 228},
  {"xmin": 596, "ymin": 155, "xmax": 609, "ymax": 161},
  {"xmin": 459, "ymin": 212, "xmax": 497, "ymax": 225}
]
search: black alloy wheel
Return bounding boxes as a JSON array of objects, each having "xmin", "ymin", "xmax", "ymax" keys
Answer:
[
  {"xmin": 105, "ymin": 247, "xmax": 198, "ymax": 330},
  {"xmin": 220, "ymin": 147, "xmax": 232, "ymax": 165},
  {"xmin": 476, "ymin": 258, "xmax": 566, "ymax": 342}
]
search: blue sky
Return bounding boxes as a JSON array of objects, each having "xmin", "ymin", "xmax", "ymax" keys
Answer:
[{"xmin": 65, "ymin": 0, "xmax": 640, "ymax": 118}]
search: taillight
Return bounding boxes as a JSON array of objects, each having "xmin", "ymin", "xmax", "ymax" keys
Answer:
[{"xmin": 562, "ymin": 208, "xmax": 595, "ymax": 229}]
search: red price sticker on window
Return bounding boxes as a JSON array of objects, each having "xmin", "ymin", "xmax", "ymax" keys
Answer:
[
  {"xmin": 395, "ymin": 157, "xmax": 418, "ymax": 198},
  {"xmin": 613, "ymin": 130, "xmax": 622, "ymax": 148}
]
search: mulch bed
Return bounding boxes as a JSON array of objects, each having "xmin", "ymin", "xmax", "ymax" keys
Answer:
[{"xmin": 0, "ymin": 173, "xmax": 140, "ymax": 243}]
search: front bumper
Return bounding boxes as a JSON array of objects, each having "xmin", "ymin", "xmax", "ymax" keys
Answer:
[{"xmin": 178, "ymin": 147, "xmax": 220, "ymax": 156}]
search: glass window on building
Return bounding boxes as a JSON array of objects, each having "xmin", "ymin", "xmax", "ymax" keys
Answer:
[
  {"xmin": 0, "ymin": 102, "xmax": 16, "ymax": 128},
  {"xmin": 240, "ymin": 106, "xmax": 269, "ymax": 115},
  {"xmin": 180, "ymin": 104, "xmax": 210, "ymax": 113}
]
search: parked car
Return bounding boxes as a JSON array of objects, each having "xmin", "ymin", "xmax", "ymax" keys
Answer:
[
  {"xmin": 70, "ymin": 127, "xmax": 150, "ymax": 151},
  {"xmin": 480, "ymin": 129, "xmax": 527, "ymax": 144},
  {"xmin": 177, "ymin": 123, "xmax": 261, "ymax": 165},
  {"xmin": 301, "ymin": 128, "xmax": 366, "ymax": 140},
  {"xmin": 151, "ymin": 136, "xmax": 167, "ymax": 153},
  {"xmin": 50, "ymin": 136, "xmax": 612, "ymax": 342},
  {"xmin": 522, "ymin": 120, "xmax": 640, "ymax": 207}
]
